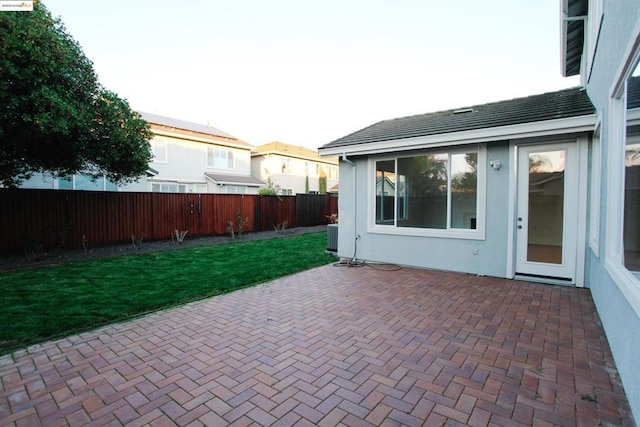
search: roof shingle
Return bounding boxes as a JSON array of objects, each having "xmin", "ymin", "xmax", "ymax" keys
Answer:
[{"xmin": 321, "ymin": 86, "xmax": 595, "ymax": 150}]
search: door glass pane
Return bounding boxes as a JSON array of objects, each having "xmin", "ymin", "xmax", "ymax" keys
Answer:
[{"xmin": 527, "ymin": 150, "xmax": 565, "ymax": 264}]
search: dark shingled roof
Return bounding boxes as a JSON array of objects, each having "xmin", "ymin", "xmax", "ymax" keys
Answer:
[{"xmin": 321, "ymin": 86, "xmax": 595, "ymax": 150}]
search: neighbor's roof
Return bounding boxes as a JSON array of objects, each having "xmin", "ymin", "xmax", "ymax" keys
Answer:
[
  {"xmin": 204, "ymin": 173, "xmax": 264, "ymax": 187},
  {"xmin": 253, "ymin": 142, "xmax": 338, "ymax": 164},
  {"xmin": 561, "ymin": 0, "xmax": 587, "ymax": 77},
  {"xmin": 140, "ymin": 112, "xmax": 254, "ymax": 150},
  {"xmin": 320, "ymin": 86, "xmax": 594, "ymax": 152}
]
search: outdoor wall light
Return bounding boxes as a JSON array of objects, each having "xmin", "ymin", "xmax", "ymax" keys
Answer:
[{"xmin": 490, "ymin": 160, "xmax": 501, "ymax": 170}]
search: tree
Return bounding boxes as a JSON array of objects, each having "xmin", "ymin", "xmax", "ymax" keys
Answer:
[
  {"xmin": 0, "ymin": 3, "xmax": 152, "ymax": 187},
  {"xmin": 318, "ymin": 166, "xmax": 327, "ymax": 194},
  {"xmin": 257, "ymin": 169, "xmax": 281, "ymax": 196}
]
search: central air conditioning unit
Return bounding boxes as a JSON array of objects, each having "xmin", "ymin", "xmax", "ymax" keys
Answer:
[{"xmin": 327, "ymin": 224, "xmax": 338, "ymax": 252}]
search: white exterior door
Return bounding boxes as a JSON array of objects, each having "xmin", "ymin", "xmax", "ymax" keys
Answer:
[{"xmin": 515, "ymin": 142, "xmax": 579, "ymax": 281}]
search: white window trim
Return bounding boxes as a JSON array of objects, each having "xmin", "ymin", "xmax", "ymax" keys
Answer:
[
  {"xmin": 585, "ymin": 0, "xmax": 604, "ymax": 83},
  {"xmin": 367, "ymin": 144, "xmax": 487, "ymax": 240},
  {"xmin": 589, "ymin": 115, "xmax": 602, "ymax": 256},
  {"xmin": 604, "ymin": 24, "xmax": 640, "ymax": 318}
]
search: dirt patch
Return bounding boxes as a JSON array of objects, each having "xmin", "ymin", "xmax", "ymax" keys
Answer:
[{"xmin": 0, "ymin": 225, "xmax": 328, "ymax": 271}]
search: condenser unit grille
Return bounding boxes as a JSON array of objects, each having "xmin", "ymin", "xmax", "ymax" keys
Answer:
[{"xmin": 327, "ymin": 224, "xmax": 338, "ymax": 252}]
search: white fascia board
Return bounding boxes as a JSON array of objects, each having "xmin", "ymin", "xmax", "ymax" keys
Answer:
[
  {"xmin": 152, "ymin": 129, "xmax": 253, "ymax": 151},
  {"xmin": 318, "ymin": 115, "xmax": 596, "ymax": 157}
]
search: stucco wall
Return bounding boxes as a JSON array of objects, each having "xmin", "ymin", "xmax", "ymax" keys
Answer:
[
  {"xmin": 582, "ymin": 0, "xmax": 640, "ymax": 420},
  {"xmin": 337, "ymin": 142, "xmax": 510, "ymax": 277}
]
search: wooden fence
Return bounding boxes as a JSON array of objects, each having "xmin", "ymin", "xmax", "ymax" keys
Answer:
[{"xmin": 0, "ymin": 189, "xmax": 338, "ymax": 254}]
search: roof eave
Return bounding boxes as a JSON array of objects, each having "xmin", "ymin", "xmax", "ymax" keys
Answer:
[
  {"xmin": 151, "ymin": 129, "xmax": 253, "ymax": 151},
  {"xmin": 318, "ymin": 114, "xmax": 597, "ymax": 157}
]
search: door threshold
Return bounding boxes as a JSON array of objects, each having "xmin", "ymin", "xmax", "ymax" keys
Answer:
[{"xmin": 514, "ymin": 273, "xmax": 575, "ymax": 286}]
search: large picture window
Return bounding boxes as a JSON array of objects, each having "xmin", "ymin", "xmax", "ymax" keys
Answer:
[
  {"xmin": 605, "ymin": 47, "xmax": 640, "ymax": 316},
  {"xmin": 624, "ymin": 73, "xmax": 640, "ymax": 272},
  {"xmin": 373, "ymin": 146, "xmax": 483, "ymax": 236}
]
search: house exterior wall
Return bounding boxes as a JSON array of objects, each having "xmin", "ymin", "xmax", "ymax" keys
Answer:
[
  {"xmin": 121, "ymin": 135, "xmax": 257, "ymax": 194},
  {"xmin": 18, "ymin": 135, "xmax": 258, "ymax": 195},
  {"xmin": 337, "ymin": 142, "xmax": 511, "ymax": 277},
  {"xmin": 580, "ymin": 0, "xmax": 640, "ymax": 419},
  {"xmin": 252, "ymin": 154, "xmax": 338, "ymax": 195}
]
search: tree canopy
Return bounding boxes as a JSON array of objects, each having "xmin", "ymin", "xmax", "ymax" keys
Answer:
[{"xmin": 0, "ymin": 3, "xmax": 152, "ymax": 187}]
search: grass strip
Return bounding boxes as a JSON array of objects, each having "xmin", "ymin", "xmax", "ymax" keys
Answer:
[{"xmin": 0, "ymin": 232, "xmax": 333, "ymax": 355}]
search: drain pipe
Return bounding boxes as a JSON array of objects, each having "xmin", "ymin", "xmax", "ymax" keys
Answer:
[{"xmin": 342, "ymin": 153, "xmax": 360, "ymax": 263}]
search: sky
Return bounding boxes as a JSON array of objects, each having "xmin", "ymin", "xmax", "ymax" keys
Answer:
[{"xmin": 43, "ymin": 0, "xmax": 580, "ymax": 150}]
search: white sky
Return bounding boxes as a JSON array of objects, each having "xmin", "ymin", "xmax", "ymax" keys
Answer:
[{"xmin": 43, "ymin": 0, "xmax": 579, "ymax": 150}]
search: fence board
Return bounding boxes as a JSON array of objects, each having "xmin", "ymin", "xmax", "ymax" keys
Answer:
[{"xmin": 0, "ymin": 189, "xmax": 337, "ymax": 254}]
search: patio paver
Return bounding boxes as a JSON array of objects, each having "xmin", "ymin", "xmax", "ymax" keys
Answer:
[{"xmin": 0, "ymin": 264, "xmax": 634, "ymax": 426}]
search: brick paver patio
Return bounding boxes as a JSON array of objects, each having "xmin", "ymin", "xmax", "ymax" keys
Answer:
[{"xmin": 0, "ymin": 265, "xmax": 634, "ymax": 426}]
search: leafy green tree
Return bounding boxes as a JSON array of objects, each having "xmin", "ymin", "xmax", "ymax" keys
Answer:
[
  {"xmin": 0, "ymin": 3, "xmax": 152, "ymax": 187},
  {"xmin": 318, "ymin": 166, "xmax": 327, "ymax": 194},
  {"xmin": 258, "ymin": 169, "xmax": 281, "ymax": 196}
]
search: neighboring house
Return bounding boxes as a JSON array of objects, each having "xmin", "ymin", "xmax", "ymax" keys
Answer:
[
  {"xmin": 319, "ymin": 0, "xmax": 640, "ymax": 419},
  {"xmin": 19, "ymin": 113, "xmax": 264, "ymax": 194},
  {"xmin": 251, "ymin": 142, "xmax": 338, "ymax": 195},
  {"xmin": 122, "ymin": 113, "xmax": 263, "ymax": 194}
]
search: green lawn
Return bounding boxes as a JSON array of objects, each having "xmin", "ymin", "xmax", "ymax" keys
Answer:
[{"xmin": 0, "ymin": 232, "xmax": 334, "ymax": 355}]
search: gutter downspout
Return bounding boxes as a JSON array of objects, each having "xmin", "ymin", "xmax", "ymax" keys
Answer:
[{"xmin": 342, "ymin": 153, "xmax": 359, "ymax": 262}]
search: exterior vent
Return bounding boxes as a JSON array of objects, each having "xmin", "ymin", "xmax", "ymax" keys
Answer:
[
  {"xmin": 453, "ymin": 108, "xmax": 474, "ymax": 114},
  {"xmin": 327, "ymin": 224, "xmax": 338, "ymax": 252}
]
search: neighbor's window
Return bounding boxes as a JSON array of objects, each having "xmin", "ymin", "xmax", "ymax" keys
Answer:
[
  {"xmin": 151, "ymin": 137, "xmax": 168, "ymax": 163},
  {"xmin": 282, "ymin": 158, "xmax": 291, "ymax": 174},
  {"xmin": 207, "ymin": 147, "xmax": 234, "ymax": 169},
  {"xmin": 151, "ymin": 182, "xmax": 187, "ymax": 193},
  {"xmin": 374, "ymin": 148, "xmax": 480, "ymax": 232},
  {"xmin": 226, "ymin": 185, "xmax": 246, "ymax": 194},
  {"xmin": 58, "ymin": 174, "xmax": 116, "ymax": 191}
]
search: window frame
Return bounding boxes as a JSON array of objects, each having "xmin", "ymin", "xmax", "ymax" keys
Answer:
[
  {"xmin": 207, "ymin": 146, "xmax": 235, "ymax": 169},
  {"xmin": 225, "ymin": 185, "xmax": 247, "ymax": 194},
  {"xmin": 589, "ymin": 116, "xmax": 602, "ymax": 256},
  {"xmin": 368, "ymin": 144, "xmax": 486, "ymax": 240},
  {"xmin": 56, "ymin": 174, "xmax": 116, "ymax": 191},
  {"xmin": 281, "ymin": 158, "xmax": 291, "ymax": 175},
  {"xmin": 604, "ymin": 26, "xmax": 640, "ymax": 317},
  {"xmin": 151, "ymin": 136, "xmax": 168, "ymax": 163},
  {"xmin": 151, "ymin": 182, "xmax": 187, "ymax": 193}
]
